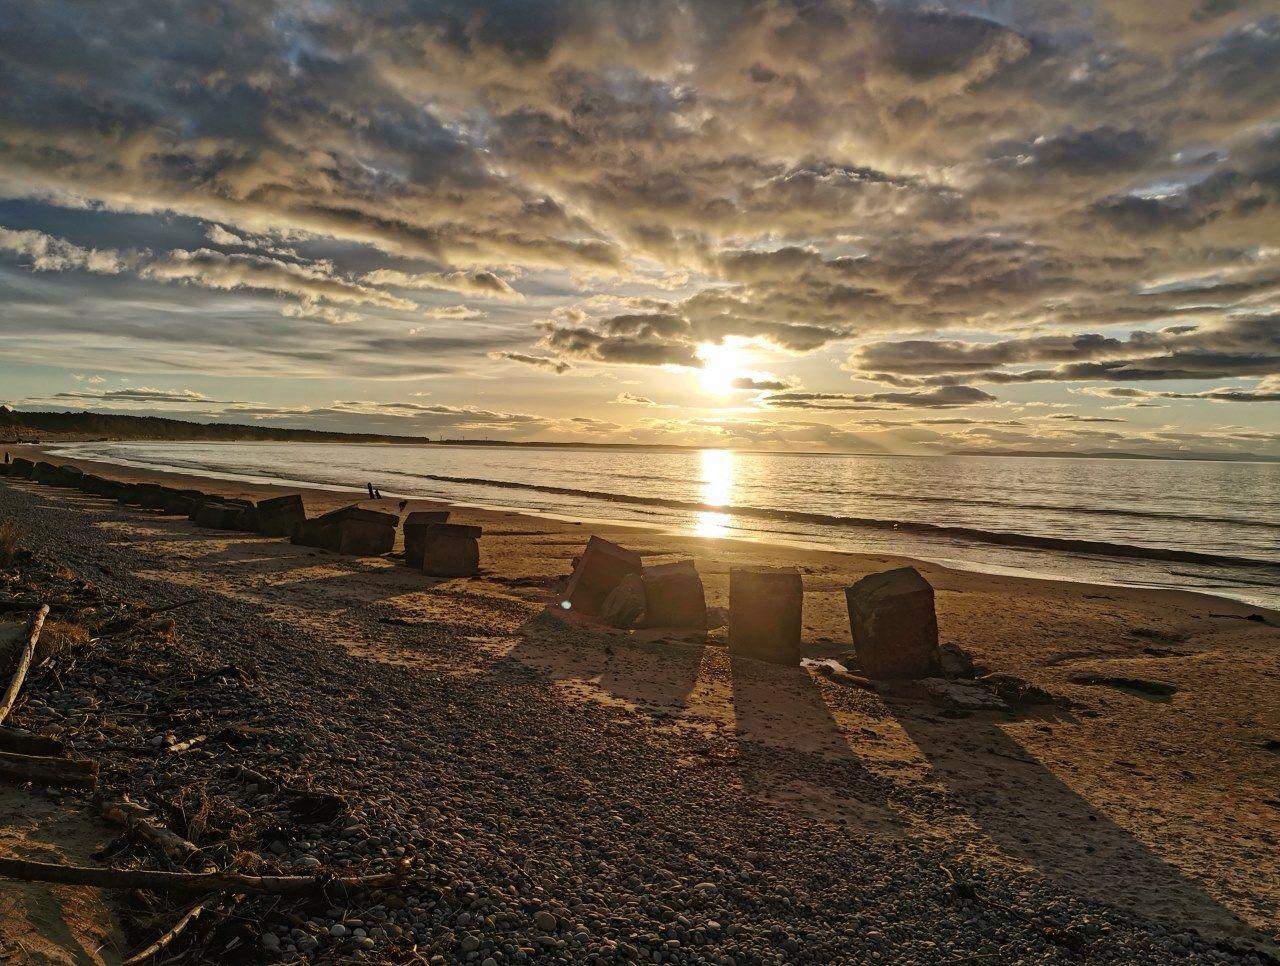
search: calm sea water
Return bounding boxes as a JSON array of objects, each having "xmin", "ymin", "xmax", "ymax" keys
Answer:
[{"xmin": 49, "ymin": 441, "xmax": 1280, "ymax": 608}]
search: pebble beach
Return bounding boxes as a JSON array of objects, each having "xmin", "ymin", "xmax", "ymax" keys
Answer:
[{"xmin": 0, "ymin": 448, "xmax": 1277, "ymax": 964}]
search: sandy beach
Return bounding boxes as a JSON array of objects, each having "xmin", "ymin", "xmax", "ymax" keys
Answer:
[{"xmin": 1, "ymin": 446, "xmax": 1277, "ymax": 963}]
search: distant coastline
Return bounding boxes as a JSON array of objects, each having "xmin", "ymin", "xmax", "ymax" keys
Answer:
[{"xmin": 4, "ymin": 406, "xmax": 1278, "ymax": 462}]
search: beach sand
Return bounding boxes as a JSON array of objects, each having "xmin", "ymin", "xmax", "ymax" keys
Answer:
[{"xmin": 2, "ymin": 444, "xmax": 1278, "ymax": 960}]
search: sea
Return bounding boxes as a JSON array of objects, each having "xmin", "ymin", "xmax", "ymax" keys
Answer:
[{"xmin": 47, "ymin": 440, "xmax": 1280, "ymax": 609}]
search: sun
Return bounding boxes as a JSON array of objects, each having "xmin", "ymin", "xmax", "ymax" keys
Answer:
[{"xmin": 696, "ymin": 339, "xmax": 751, "ymax": 395}]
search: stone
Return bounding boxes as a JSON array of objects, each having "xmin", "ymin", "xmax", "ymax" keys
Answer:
[
  {"xmin": 845, "ymin": 567, "xmax": 941, "ymax": 680},
  {"xmin": 562, "ymin": 536, "xmax": 641, "ymax": 616},
  {"xmin": 291, "ymin": 518, "xmax": 332, "ymax": 549},
  {"xmin": 8, "ymin": 458, "xmax": 34, "ymax": 479},
  {"xmin": 921, "ymin": 678, "xmax": 1010, "ymax": 712},
  {"xmin": 601, "ymin": 573, "xmax": 646, "ymax": 629},
  {"xmin": 421, "ymin": 523, "xmax": 481, "ymax": 577},
  {"xmin": 193, "ymin": 502, "xmax": 244, "ymax": 530},
  {"xmin": 403, "ymin": 510, "xmax": 450, "ymax": 567},
  {"xmin": 254, "ymin": 493, "xmax": 306, "ymax": 537},
  {"xmin": 939, "ymin": 642, "xmax": 975, "ymax": 679},
  {"xmin": 31, "ymin": 462, "xmax": 61, "ymax": 485},
  {"xmin": 641, "ymin": 559, "xmax": 706, "ymax": 631},
  {"xmin": 728, "ymin": 566, "xmax": 803, "ymax": 665}
]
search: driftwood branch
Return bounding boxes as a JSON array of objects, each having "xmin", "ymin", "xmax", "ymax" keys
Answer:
[
  {"xmin": 0, "ymin": 603, "xmax": 49, "ymax": 725},
  {"xmin": 0, "ymin": 726, "xmax": 67, "ymax": 757},
  {"xmin": 0, "ymin": 749, "xmax": 97, "ymax": 788},
  {"xmin": 97, "ymin": 797, "xmax": 208, "ymax": 870},
  {"xmin": 0, "ymin": 855, "xmax": 411, "ymax": 896},
  {"xmin": 122, "ymin": 895, "xmax": 230, "ymax": 965}
]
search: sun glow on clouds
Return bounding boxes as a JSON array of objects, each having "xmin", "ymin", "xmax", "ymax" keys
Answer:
[{"xmin": 696, "ymin": 339, "xmax": 751, "ymax": 395}]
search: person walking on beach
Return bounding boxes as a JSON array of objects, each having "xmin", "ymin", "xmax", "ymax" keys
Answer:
[{"xmin": 366, "ymin": 482, "xmax": 375, "ymax": 499}]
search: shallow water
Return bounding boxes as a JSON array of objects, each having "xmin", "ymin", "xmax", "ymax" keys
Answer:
[{"xmin": 49, "ymin": 440, "xmax": 1280, "ymax": 608}]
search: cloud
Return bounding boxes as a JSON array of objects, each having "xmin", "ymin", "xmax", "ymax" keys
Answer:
[
  {"xmin": 362, "ymin": 269, "xmax": 522, "ymax": 299},
  {"xmin": 762, "ymin": 385, "xmax": 997, "ymax": 410},
  {"xmin": 0, "ymin": 226, "xmax": 131, "ymax": 274},
  {"xmin": 613, "ymin": 392, "xmax": 657, "ymax": 406},
  {"xmin": 490, "ymin": 351, "xmax": 572, "ymax": 374},
  {"xmin": 142, "ymin": 248, "xmax": 416, "ymax": 311}
]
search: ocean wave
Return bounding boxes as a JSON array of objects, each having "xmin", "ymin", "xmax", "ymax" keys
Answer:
[{"xmin": 406, "ymin": 472, "xmax": 1280, "ymax": 571}]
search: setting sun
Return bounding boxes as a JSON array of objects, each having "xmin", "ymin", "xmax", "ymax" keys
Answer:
[{"xmin": 696, "ymin": 339, "xmax": 751, "ymax": 395}]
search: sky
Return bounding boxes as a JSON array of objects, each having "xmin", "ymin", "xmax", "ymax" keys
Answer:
[{"xmin": 0, "ymin": 0, "xmax": 1277, "ymax": 458}]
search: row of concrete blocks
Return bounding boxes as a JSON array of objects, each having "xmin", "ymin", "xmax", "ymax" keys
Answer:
[
  {"xmin": 562, "ymin": 535, "xmax": 941, "ymax": 678},
  {"xmin": 5, "ymin": 460, "xmax": 483, "ymax": 576},
  {"xmin": 290, "ymin": 507, "xmax": 482, "ymax": 577}
]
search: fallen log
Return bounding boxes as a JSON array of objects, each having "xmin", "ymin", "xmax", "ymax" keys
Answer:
[
  {"xmin": 0, "ymin": 749, "xmax": 98, "ymax": 788},
  {"xmin": 97, "ymin": 797, "xmax": 208, "ymax": 870},
  {"xmin": 0, "ymin": 603, "xmax": 49, "ymax": 726},
  {"xmin": 0, "ymin": 855, "xmax": 412, "ymax": 895},
  {"xmin": 0, "ymin": 726, "xmax": 67, "ymax": 757}
]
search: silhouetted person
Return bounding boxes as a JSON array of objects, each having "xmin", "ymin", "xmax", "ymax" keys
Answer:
[
  {"xmin": 374, "ymin": 488, "xmax": 383, "ymax": 500},
  {"xmin": 367, "ymin": 482, "xmax": 375, "ymax": 499},
  {"xmin": 3, "ymin": 452, "xmax": 8, "ymax": 464}
]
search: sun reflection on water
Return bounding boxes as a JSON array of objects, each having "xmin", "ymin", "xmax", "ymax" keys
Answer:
[{"xmin": 694, "ymin": 448, "xmax": 734, "ymax": 538}]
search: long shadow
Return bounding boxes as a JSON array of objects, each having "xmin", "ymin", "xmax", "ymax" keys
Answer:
[
  {"xmin": 502, "ymin": 610, "xmax": 707, "ymax": 713},
  {"xmin": 728, "ymin": 654, "xmax": 905, "ymax": 834},
  {"xmin": 886, "ymin": 695, "xmax": 1277, "ymax": 952}
]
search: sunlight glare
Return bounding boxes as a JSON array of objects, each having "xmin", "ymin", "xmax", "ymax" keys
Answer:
[
  {"xmin": 694, "ymin": 447, "xmax": 735, "ymax": 538},
  {"xmin": 696, "ymin": 340, "xmax": 750, "ymax": 395}
]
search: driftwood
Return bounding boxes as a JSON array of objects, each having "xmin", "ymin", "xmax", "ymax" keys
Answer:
[
  {"xmin": 123, "ymin": 895, "xmax": 231, "ymax": 965},
  {"xmin": 0, "ymin": 603, "xmax": 48, "ymax": 725},
  {"xmin": 0, "ymin": 726, "xmax": 67, "ymax": 757},
  {"xmin": 97, "ymin": 797, "xmax": 209, "ymax": 871},
  {"xmin": 0, "ymin": 749, "xmax": 97, "ymax": 788},
  {"xmin": 0, "ymin": 855, "xmax": 411, "ymax": 895}
]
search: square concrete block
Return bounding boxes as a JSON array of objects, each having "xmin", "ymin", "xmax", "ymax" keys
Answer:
[
  {"xmin": 333, "ymin": 519, "xmax": 396, "ymax": 556},
  {"xmin": 403, "ymin": 511, "xmax": 451, "ymax": 567},
  {"xmin": 254, "ymin": 494, "xmax": 306, "ymax": 537},
  {"xmin": 642, "ymin": 559, "xmax": 706, "ymax": 630},
  {"xmin": 729, "ymin": 566, "xmax": 803, "ymax": 666},
  {"xmin": 562, "ymin": 536, "xmax": 642, "ymax": 616},
  {"xmin": 9, "ymin": 458, "xmax": 34, "ymax": 479},
  {"xmin": 845, "ymin": 566, "xmax": 941, "ymax": 680},
  {"xmin": 315, "ymin": 505, "xmax": 398, "ymax": 529},
  {"xmin": 421, "ymin": 523, "xmax": 481, "ymax": 577},
  {"xmin": 192, "ymin": 502, "xmax": 243, "ymax": 530}
]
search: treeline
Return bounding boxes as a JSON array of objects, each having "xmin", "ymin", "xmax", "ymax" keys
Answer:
[{"xmin": 0, "ymin": 407, "xmax": 432, "ymax": 444}]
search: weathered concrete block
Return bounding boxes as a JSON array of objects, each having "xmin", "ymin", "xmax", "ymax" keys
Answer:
[
  {"xmin": 159, "ymin": 489, "xmax": 203, "ymax": 515},
  {"xmin": 601, "ymin": 573, "xmax": 646, "ymax": 628},
  {"xmin": 333, "ymin": 519, "xmax": 396, "ymax": 556},
  {"xmin": 421, "ymin": 523, "xmax": 481, "ymax": 577},
  {"xmin": 315, "ymin": 505, "xmax": 398, "ymax": 529},
  {"xmin": 729, "ymin": 566, "xmax": 803, "ymax": 665},
  {"xmin": 290, "ymin": 518, "xmax": 331, "ymax": 549},
  {"xmin": 8, "ymin": 458, "xmax": 34, "ymax": 479},
  {"xmin": 192, "ymin": 502, "xmax": 243, "ymax": 530},
  {"xmin": 403, "ymin": 511, "xmax": 451, "ymax": 567},
  {"xmin": 844, "ymin": 566, "xmax": 941, "ymax": 680},
  {"xmin": 642, "ymin": 559, "xmax": 706, "ymax": 631},
  {"xmin": 140, "ymin": 486, "xmax": 177, "ymax": 510},
  {"xmin": 562, "ymin": 536, "xmax": 642, "ymax": 616},
  {"xmin": 118, "ymin": 484, "xmax": 142, "ymax": 504},
  {"xmin": 31, "ymin": 462, "xmax": 60, "ymax": 485},
  {"xmin": 254, "ymin": 494, "xmax": 306, "ymax": 537}
]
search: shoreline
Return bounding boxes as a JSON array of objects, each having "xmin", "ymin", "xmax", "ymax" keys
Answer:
[
  {"xmin": 25, "ymin": 441, "xmax": 1280, "ymax": 613},
  {"xmin": 1, "ymin": 447, "xmax": 1278, "ymax": 958}
]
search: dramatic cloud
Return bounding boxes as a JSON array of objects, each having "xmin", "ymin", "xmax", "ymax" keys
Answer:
[{"xmin": 0, "ymin": 0, "xmax": 1276, "ymax": 451}]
